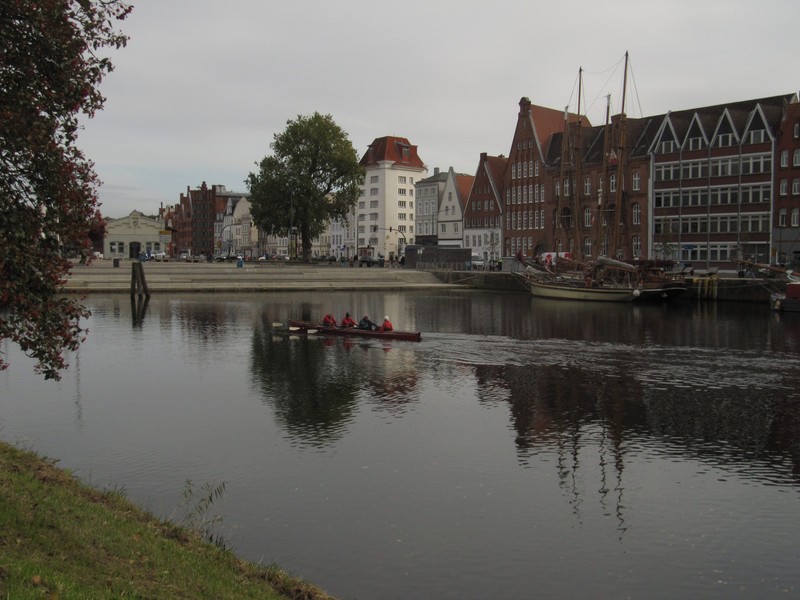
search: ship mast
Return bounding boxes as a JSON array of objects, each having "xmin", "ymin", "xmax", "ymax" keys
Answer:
[
  {"xmin": 610, "ymin": 51, "xmax": 629, "ymax": 259},
  {"xmin": 572, "ymin": 68, "xmax": 584, "ymax": 261},
  {"xmin": 594, "ymin": 94, "xmax": 612, "ymax": 257}
]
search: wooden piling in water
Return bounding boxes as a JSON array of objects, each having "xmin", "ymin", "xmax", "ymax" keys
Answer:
[{"xmin": 130, "ymin": 262, "xmax": 150, "ymax": 297}]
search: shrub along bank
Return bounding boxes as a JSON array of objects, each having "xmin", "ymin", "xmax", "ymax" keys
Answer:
[{"xmin": 0, "ymin": 441, "xmax": 335, "ymax": 599}]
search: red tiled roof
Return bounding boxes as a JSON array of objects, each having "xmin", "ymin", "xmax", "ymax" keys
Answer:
[
  {"xmin": 360, "ymin": 136, "xmax": 426, "ymax": 169},
  {"xmin": 455, "ymin": 174, "xmax": 475, "ymax": 209}
]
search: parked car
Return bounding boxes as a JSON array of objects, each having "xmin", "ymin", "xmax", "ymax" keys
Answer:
[
  {"xmin": 471, "ymin": 254, "xmax": 485, "ymax": 270},
  {"xmin": 359, "ymin": 255, "xmax": 385, "ymax": 268},
  {"xmin": 150, "ymin": 251, "xmax": 166, "ymax": 260}
]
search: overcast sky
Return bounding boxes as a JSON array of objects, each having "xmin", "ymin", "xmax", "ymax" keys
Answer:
[{"xmin": 80, "ymin": 0, "xmax": 799, "ymax": 218}]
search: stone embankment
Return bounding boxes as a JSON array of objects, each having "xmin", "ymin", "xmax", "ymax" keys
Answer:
[
  {"xmin": 63, "ymin": 259, "xmax": 775, "ymax": 302},
  {"xmin": 62, "ymin": 259, "xmax": 456, "ymax": 293}
]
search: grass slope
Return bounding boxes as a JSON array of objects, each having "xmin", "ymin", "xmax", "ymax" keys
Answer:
[{"xmin": 0, "ymin": 441, "xmax": 335, "ymax": 599}]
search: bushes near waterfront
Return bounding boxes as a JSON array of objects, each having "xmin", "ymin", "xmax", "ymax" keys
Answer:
[{"xmin": 0, "ymin": 441, "xmax": 334, "ymax": 599}]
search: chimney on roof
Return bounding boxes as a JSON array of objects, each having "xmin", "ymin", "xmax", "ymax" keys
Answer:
[{"xmin": 434, "ymin": 167, "xmax": 439, "ymax": 176}]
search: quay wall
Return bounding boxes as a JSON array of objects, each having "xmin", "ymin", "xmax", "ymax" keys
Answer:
[{"xmin": 62, "ymin": 260, "xmax": 776, "ymax": 302}]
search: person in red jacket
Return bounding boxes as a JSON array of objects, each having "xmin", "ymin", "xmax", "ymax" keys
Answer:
[
  {"xmin": 341, "ymin": 312, "xmax": 357, "ymax": 328},
  {"xmin": 322, "ymin": 313, "xmax": 337, "ymax": 327},
  {"xmin": 379, "ymin": 316, "xmax": 393, "ymax": 332}
]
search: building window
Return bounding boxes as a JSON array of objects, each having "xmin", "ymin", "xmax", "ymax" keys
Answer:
[
  {"xmin": 716, "ymin": 133, "xmax": 733, "ymax": 147},
  {"xmin": 610, "ymin": 173, "xmax": 617, "ymax": 192},
  {"xmin": 795, "ymin": 123, "xmax": 800, "ymax": 138},
  {"xmin": 794, "ymin": 149, "xmax": 800, "ymax": 166},
  {"xmin": 794, "ymin": 178, "xmax": 800, "ymax": 196},
  {"xmin": 535, "ymin": 160, "xmax": 539, "ymax": 176},
  {"xmin": 781, "ymin": 150, "xmax": 789, "ymax": 168},
  {"xmin": 793, "ymin": 208, "xmax": 800, "ymax": 227},
  {"xmin": 632, "ymin": 171, "xmax": 641, "ymax": 191},
  {"xmin": 511, "ymin": 164, "xmax": 516, "ymax": 179},
  {"xmin": 398, "ymin": 188, "xmax": 407, "ymax": 196},
  {"xmin": 780, "ymin": 179, "xmax": 788, "ymax": 195},
  {"xmin": 659, "ymin": 140, "xmax": 675, "ymax": 153},
  {"xmin": 632, "ymin": 235, "xmax": 641, "ymax": 258},
  {"xmin": 632, "ymin": 203, "xmax": 641, "ymax": 226},
  {"xmin": 370, "ymin": 188, "xmax": 378, "ymax": 196},
  {"xmin": 779, "ymin": 208, "xmax": 787, "ymax": 227},
  {"xmin": 398, "ymin": 176, "xmax": 406, "ymax": 184},
  {"xmin": 687, "ymin": 137, "xmax": 703, "ymax": 151},
  {"xmin": 370, "ymin": 175, "xmax": 379, "ymax": 183}
]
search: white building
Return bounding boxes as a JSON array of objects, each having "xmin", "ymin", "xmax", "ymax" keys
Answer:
[
  {"xmin": 436, "ymin": 167, "xmax": 474, "ymax": 247},
  {"xmin": 357, "ymin": 136, "xmax": 427, "ymax": 260},
  {"xmin": 414, "ymin": 167, "xmax": 449, "ymax": 246},
  {"xmin": 104, "ymin": 211, "xmax": 167, "ymax": 259}
]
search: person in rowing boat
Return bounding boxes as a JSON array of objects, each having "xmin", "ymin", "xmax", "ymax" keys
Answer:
[
  {"xmin": 378, "ymin": 316, "xmax": 393, "ymax": 332},
  {"xmin": 358, "ymin": 314, "xmax": 377, "ymax": 330},
  {"xmin": 341, "ymin": 312, "xmax": 357, "ymax": 328},
  {"xmin": 322, "ymin": 313, "xmax": 337, "ymax": 327}
]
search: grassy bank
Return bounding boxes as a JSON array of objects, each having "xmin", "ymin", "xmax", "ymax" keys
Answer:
[{"xmin": 0, "ymin": 441, "xmax": 335, "ymax": 599}]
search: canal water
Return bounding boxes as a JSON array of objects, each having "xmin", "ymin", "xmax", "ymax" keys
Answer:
[{"xmin": 2, "ymin": 291, "xmax": 799, "ymax": 599}]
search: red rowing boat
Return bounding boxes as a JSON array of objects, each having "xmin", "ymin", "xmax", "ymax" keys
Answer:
[{"xmin": 288, "ymin": 320, "xmax": 421, "ymax": 342}]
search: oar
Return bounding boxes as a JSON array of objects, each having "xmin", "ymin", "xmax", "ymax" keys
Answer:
[{"xmin": 289, "ymin": 326, "xmax": 318, "ymax": 334}]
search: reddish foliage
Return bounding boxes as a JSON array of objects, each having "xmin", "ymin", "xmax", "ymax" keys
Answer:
[{"xmin": 1, "ymin": 1, "xmax": 131, "ymax": 379}]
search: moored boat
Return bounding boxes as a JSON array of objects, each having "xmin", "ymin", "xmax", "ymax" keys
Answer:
[
  {"xmin": 287, "ymin": 320, "xmax": 422, "ymax": 341},
  {"xmin": 771, "ymin": 282, "xmax": 800, "ymax": 313}
]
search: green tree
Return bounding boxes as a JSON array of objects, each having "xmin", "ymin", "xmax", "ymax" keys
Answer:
[
  {"xmin": 0, "ymin": 1, "xmax": 131, "ymax": 379},
  {"xmin": 247, "ymin": 112, "xmax": 364, "ymax": 260}
]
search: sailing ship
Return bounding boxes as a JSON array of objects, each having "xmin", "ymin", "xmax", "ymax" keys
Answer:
[{"xmin": 516, "ymin": 53, "xmax": 687, "ymax": 302}]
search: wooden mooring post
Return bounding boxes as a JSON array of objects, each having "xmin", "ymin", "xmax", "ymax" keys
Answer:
[{"xmin": 130, "ymin": 261, "xmax": 150, "ymax": 298}]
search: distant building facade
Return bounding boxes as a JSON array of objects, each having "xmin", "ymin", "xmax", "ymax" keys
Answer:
[
  {"xmin": 463, "ymin": 152, "xmax": 507, "ymax": 263},
  {"xmin": 357, "ymin": 136, "xmax": 427, "ymax": 259},
  {"xmin": 104, "ymin": 211, "xmax": 166, "ymax": 259},
  {"xmin": 650, "ymin": 94, "xmax": 798, "ymax": 269},
  {"xmin": 414, "ymin": 168, "xmax": 448, "ymax": 246},
  {"xmin": 437, "ymin": 167, "xmax": 474, "ymax": 247}
]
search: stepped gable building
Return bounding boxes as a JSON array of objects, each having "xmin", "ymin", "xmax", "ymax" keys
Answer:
[
  {"xmin": 173, "ymin": 182, "xmax": 248, "ymax": 258},
  {"xmin": 502, "ymin": 98, "xmax": 578, "ymax": 259},
  {"xmin": 650, "ymin": 93, "xmax": 797, "ymax": 269},
  {"xmin": 463, "ymin": 152, "xmax": 507, "ymax": 262},
  {"xmin": 414, "ymin": 167, "xmax": 449, "ymax": 246},
  {"xmin": 358, "ymin": 136, "xmax": 427, "ymax": 259},
  {"xmin": 545, "ymin": 110, "xmax": 661, "ymax": 261},
  {"xmin": 500, "ymin": 91, "xmax": 800, "ymax": 270}
]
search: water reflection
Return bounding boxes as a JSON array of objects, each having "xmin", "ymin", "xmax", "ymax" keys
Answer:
[
  {"xmin": 5, "ymin": 291, "xmax": 800, "ymax": 599},
  {"xmin": 250, "ymin": 316, "xmax": 361, "ymax": 448}
]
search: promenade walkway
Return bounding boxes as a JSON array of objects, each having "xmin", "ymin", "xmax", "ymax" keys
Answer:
[{"xmin": 62, "ymin": 260, "xmax": 452, "ymax": 293}]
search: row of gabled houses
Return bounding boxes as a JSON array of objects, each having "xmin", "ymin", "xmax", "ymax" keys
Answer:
[{"xmin": 103, "ymin": 90, "xmax": 800, "ymax": 271}]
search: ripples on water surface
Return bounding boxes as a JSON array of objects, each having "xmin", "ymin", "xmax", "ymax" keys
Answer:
[{"xmin": 2, "ymin": 291, "xmax": 800, "ymax": 599}]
